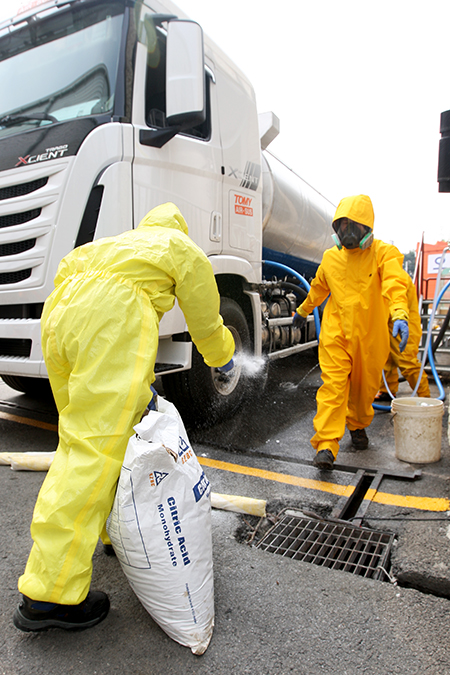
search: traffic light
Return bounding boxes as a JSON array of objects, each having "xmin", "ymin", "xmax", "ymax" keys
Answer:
[{"xmin": 438, "ymin": 110, "xmax": 450, "ymax": 192}]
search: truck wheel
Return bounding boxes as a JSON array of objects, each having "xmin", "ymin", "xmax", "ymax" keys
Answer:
[
  {"xmin": 1, "ymin": 375, "xmax": 53, "ymax": 397},
  {"xmin": 162, "ymin": 297, "xmax": 257, "ymax": 428}
]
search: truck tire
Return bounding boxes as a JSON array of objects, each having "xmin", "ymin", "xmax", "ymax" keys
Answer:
[
  {"xmin": 1, "ymin": 375, "xmax": 52, "ymax": 398},
  {"xmin": 162, "ymin": 297, "xmax": 259, "ymax": 428}
]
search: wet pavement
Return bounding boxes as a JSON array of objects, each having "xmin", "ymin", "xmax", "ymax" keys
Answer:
[{"xmin": 1, "ymin": 353, "xmax": 450, "ymax": 674}]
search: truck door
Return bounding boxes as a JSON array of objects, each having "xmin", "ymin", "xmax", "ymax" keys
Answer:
[
  {"xmin": 214, "ymin": 63, "xmax": 262, "ymax": 264},
  {"xmin": 131, "ymin": 10, "xmax": 223, "ymax": 256}
]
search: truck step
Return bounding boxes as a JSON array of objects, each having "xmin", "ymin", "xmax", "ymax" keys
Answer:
[
  {"xmin": 154, "ymin": 362, "xmax": 184, "ymax": 374},
  {"xmin": 268, "ymin": 340, "xmax": 318, "ymax": 361}
]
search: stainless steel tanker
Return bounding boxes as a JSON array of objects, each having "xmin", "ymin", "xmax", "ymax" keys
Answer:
[
  {"xmin": 261, "ymin": 150, "xmax": 335, "ymax": 279},
  {"xmin": 249, "ymin": 147, "xmax": 335, "ymax": 370}
]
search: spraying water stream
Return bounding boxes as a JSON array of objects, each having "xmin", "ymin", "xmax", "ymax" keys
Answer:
[{"xmin": 233, "ymin": 352, "xmax": 267, "ymax": 379}]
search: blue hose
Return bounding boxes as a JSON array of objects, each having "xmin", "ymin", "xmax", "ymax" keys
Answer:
[
  {"xmin": 373, "ymin": 277, "xmax": 450, "ymax": 411},
  {"xmin": 426, "ymin": 279, "xmax": 450, "ymax": 401},
  {"xmin": 262, "ymin": 260, "xmax": 321, "ymax": 337}
]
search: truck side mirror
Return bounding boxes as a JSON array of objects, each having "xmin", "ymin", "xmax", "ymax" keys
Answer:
[{"xmin": 166, "ymin": 20, "xmax": 205, "ymax": 130}]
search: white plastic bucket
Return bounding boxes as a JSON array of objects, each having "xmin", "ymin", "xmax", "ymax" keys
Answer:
[{"xmin": 391, "ymin": 397, "xmax": 444, "ymax": 464}]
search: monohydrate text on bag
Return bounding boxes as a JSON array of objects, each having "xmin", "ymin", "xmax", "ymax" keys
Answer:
[{"xmin": 107, "ymin": 397, "xmax": 214, "ymax": 655}]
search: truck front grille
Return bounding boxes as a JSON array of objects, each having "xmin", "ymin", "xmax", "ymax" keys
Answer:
[
  {"xmin": 0, "ymin": 304, "xmax": 43, "ymax": 319},
  {"xmin": 0, "ymin": 178, "xmax": 48, "ymax": 201},
  {"xmin": 0, "ymin": 208, "xmax": 41, "ymax": 229},
  {"xmin": 0, "ymin": 338, "xmax": 32, "ymax": 357},
  {"xmin": 0, "ymin": 269, "xmax": 32, "ymax": 285},
  {"xmin": 0, "ymin": 239, "xmax": 36, "ymax": 257}
]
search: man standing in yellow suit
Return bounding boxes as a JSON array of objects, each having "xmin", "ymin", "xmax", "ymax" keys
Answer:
[
  {"xmin": 293, "ymin": 195, "xmax": 409, "ymax": 470},
  {"xmin": 375, "ymin": 272, "xmax": 430, "ymax": 401},
  {"xmin": 14, "ymin": 203, "xmax": 235, "ymax": 632}
]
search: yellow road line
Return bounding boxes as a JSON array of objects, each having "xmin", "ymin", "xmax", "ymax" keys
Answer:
[
  {"xmin": 3, "ymin": 412, "xmax": 448, "ymax": 512},
  {"xmin": 0, "ymin": 411, "xmax": 57, "ymax": 432},
  {"xmin": 199, "ymin": 457, "xmax": 355, "ymax": 498},
  {"xmin": 369, "ymin": 491, "xmax": 449, "ymax": 511},
  {"xmin": 199, "ymin": 457, "xmax": 450, "ymax": 513}
]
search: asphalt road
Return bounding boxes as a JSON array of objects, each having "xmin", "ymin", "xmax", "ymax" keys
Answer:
[{"xmin": 1, "ymin": 353, "xmax": 450, "ymax": 675}]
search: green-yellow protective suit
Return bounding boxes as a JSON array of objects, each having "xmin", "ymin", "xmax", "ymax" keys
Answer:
[
  {"xmin": 296, "ymin": 195, "xmax": 409, "ymax": 459},
  {"xmin": 379, "ymin": 273, "xmax": 430, "ymax": 397},
  {"xmin": 18, "ymin": 202, "xmax": 235, "ymax": 605}
]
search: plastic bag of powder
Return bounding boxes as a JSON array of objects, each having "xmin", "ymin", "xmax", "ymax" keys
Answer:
[{"xmin": 107, "ymin": 397, "xmax": 214, "ymax": 654}]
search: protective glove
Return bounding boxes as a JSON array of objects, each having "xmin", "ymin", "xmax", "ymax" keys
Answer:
[
  {"xmin": 148, "ymin": 385, "xmax": 158, "ymax": 411},
  {"xmin": 292, "ymin": 311, "xmax": 307, "ymax": 330},
  {"xmin": 392, "ymin": 319, "xmax": 409, "ymax": 353},
  {"xmin": 217, "ymin": 358, "xmax": 234, "ymax": 373}
]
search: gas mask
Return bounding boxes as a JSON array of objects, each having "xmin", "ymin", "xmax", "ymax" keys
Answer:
[{"xmin": 332, "ymin": 218, "xmax": 373, "ymax": 250}]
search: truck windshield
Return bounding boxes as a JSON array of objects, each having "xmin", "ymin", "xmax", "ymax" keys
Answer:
[{"xmin": 0, "ymin": 0, "xmax": 125, "ymax": 140}]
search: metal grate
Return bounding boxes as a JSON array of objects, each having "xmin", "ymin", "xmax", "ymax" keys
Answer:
[{"xmin": 256, "ymin": 510, "xmax": 395, "ymax": 581}]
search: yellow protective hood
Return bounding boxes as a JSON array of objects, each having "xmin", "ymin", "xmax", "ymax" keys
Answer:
[
  {"xmin": 137, "ymin": 202, "xmax": 189, "ymax": 235},
  {"xmin": 332, "ymin": 195, "xmax": 374, "ymax": 230}
]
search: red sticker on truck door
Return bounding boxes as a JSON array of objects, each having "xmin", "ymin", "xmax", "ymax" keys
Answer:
[{"xmin": 234, "ymin": 194, "xmax": 253, "ymax": 216}]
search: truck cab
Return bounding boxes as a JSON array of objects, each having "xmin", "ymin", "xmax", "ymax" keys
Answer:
[{"xmin": 0, "ymin": 0, "xmax": 333, "ymax": 425}]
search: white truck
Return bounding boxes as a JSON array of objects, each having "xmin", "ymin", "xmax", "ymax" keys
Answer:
[{"xmin": 0, "ymin": 0, "xmax": 335, "ymax": 426}]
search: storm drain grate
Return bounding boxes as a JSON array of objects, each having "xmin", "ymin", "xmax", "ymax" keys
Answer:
[{"xmin": 256, "ymin": 510, "xmax": 395, "ymax": 581}]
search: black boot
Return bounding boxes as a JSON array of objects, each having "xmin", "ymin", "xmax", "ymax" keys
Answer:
[
  {"xmin": 13, "ymin": 591, "xmax": 110, "ymax": 632},
  {"xmin": 313, "ymin": 449, "xmax": 335, "ymax": 470},
  {"xmin": 103, "ymin": 543, "xmax": 116, "ymax": 557},
  {"xmin": 374, "ymin": 391, "xmax": 392, "ymax": 403},
  {"xmin": 350, "ymin": 428, "xmax": 369, "ymax": 450}
]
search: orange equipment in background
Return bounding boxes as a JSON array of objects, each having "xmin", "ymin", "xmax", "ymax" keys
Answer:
[{"xmin": 415, "ymin": 238, "xmax": 450, "ymax": 300}]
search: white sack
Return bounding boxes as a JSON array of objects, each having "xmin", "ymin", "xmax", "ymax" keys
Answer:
[{"xmin": 107, "ymin": 397, "xmax": 214, "ymax": 655}]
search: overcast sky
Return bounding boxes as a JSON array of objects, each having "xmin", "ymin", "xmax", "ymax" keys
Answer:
[
  {"xmin": 179, "ymin": 0, "xmax": 450, "ymax": 254},
  {"xmin": 2, "ymin": 0, "xmax": 450, "ymax": 254}
]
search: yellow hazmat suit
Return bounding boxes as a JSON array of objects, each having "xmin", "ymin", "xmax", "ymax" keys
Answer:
[
  {"xmin": 378, "ymin": 273, "xmax": 430, "ymax": 398},
  {"xmin": 296, "ymin": 195, "xmax": 409, "ymax": 459},
  {"xmin": 19, "ymin": 202, "xmax": 235, "ymax": 605}
]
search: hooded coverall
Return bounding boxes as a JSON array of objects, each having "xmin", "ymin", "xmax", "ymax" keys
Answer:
[
  {"xmin": 378, "ymin": 273, "xmax": 430, "ymax": 398},
  {"xmin": 18, "ymin": 202, "xmax": 235, "ymax": 605},
  {"xmin": 296, "ymin": 195, "xmax": 409, "ymax": 459}
]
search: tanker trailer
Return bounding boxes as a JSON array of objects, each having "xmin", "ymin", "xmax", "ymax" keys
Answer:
[
  {"xmin": 258, "ymin": 149, "xmax": 335, "ymax": 360},
  {"xmin": 262, "ymin": 150, "xmax": 335, "ymax": 278}
]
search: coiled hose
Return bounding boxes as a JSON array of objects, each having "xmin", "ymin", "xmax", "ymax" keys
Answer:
[
  {"xmin": 374, "ymin": 257, "xmax": 450, "ymax": 411},
  {"xmin": 262, "ymin": 260, "xmax": 321, "ymax": 337}
]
